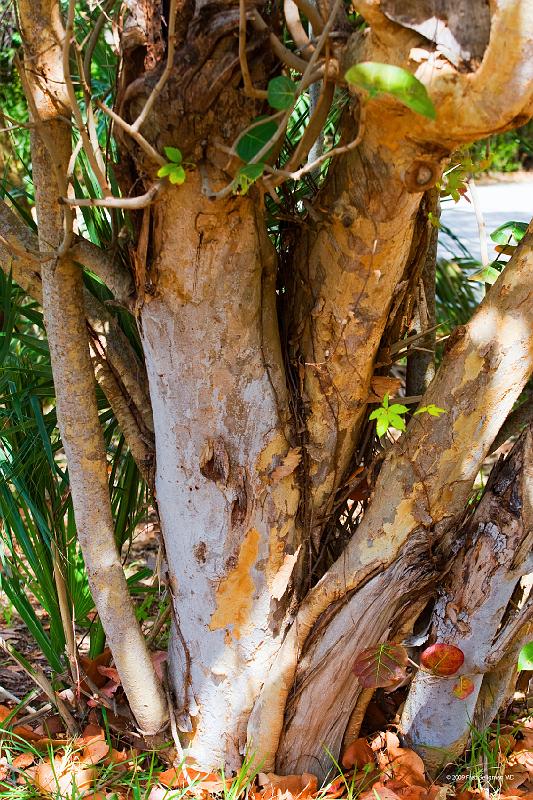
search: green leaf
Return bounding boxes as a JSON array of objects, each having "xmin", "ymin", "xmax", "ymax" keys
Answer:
[
  {"xmin": 168, "ymin": 165, "xmax": 186, "ymax": 185},
  {"xmin": 345, "ymin": 61, "xmax": 436, "ymax": 119},
  {"xmin": 388, "ymin": 403, "xmax": 408, "ymax": 415},
  {"xmin": 490, "ymin": 220, "xmax": 527, "ymax": 245},
  {"xmin": 469, "ymin": 265, "xmax": 500, "ymax": 285},
  {"xmin": 369, "ymin": 408, "xmax": 387, "ymax": 421},
  {"xmin": 414, "ymin": 404, "xmax": 446, "ymax": 417},
  {"xmin": 267, "ymin": 75, "xmax": 298, "ymax": 110},
  {"xmin": 376, "ymin": 416, "xmax": 389, "ymax": 438},
  {"xmin": 428, "ymin": 211, "xmax": 441, "ymax": 229},
  {"xmin": 233, "ymin": 163, "xmax": 265, "ymax": 195},
  {"xmin": 382, "ymin": 393, "xmax": 389, "ymax": 409},
  {"xmin": 388, "ymin": 413, "xmax": 406, "ymax": 432},
  {"xmin": 518, "ymin": 641, "xmax": 533, "ymax": 671},
  {"xmin": 236, "ymin": 117, "xmax": 278, "ymax": 164},
  {"xmin": 163, "ymin": 146, "xmax": 183, "ymax": 164},
  {"xmin": 157, "ymin": 163, "xmax": 175, "ymax": 178}
]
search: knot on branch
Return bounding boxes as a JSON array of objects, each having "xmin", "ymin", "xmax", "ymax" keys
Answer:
[
  {"xmin": 403, "ymin": 159, "xmax": 440, "ymax": 193},
  {"xmin": 200, "ymin": 437, "xmax": 231, "ymax": 484}
]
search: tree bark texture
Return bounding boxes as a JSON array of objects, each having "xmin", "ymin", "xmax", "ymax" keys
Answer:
[
  {"xmin": 140, "ymin": 174, "xmax": 301, "ymax": 768},
  {"xmin": 5, "ymin": 0, "xmax": 533, "ymax": 777},
  {"xmin": 402, "ymin": 426, "xmax": 533, "ymax": 772}
]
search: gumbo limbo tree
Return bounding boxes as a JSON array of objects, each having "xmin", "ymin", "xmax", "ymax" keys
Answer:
[{"xmin": 2, "ymin": 0, "xmax": 533, "ymax": 779}]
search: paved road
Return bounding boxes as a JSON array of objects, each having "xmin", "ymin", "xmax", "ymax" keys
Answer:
[{"xmin": 438, "ymin": 180, "xmax": 532, "ymax": 262}]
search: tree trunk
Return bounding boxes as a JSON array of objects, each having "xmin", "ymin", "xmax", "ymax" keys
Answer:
[{"xmin": 140, "ymin": 174, "xmax": 301, "ymax": 768}]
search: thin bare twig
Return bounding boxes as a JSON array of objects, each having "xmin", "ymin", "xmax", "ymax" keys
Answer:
[
  {"xmin": 146, "ymin": 603, "xmax": 172, "ymax": 646},
  {"xmin": 284, "ymin": 0, "xmax": 314, "ymax": 59},
  {"xmin": 60, "ymin": 183, "xmax": 162, "ymax": 208},
  {"xmin": 51, "ymin": 540, "xmax": 80, "ymax": 689},
  {"xmin": 83, "ymin": 0, "xmax": 116, "ymax": 88},
  {"xmin": 249, "ymin": 0, "xmax": 343, "ymax": 167},
  {"xmin": 63, "ymin": 0, "xmax": 111, "ymax": 198},
  {"xmin": 204, "ymin": 0, "xmax": 341, "ymax": 199},
  {"xmin": 250, "ymin": 10, "xmax": 312, "ymax": 73},
  {"xmin": 0, "ymin": 686, "xmax": 37, "ymax": 712},
  {"xmin": 96, "ymin": 100, "xmax": 165, "ymax": 165},
  {"xmin": 293, "ymin": 0, "xmax": 324, "ymax": 32},
  {"xmin": 468, "ymin": 177, "xmax": 490, "ymax": 269},
  {"xmin": 267, "ymin": 101, "xmax": 365, "ymax": 183},
  {"xmin": 277, "ymin": 80, "xmax": 335, "ymax": 174},
  {"xmin": 0, "ymin": 233, "xmax": 56, "ymax": 262},
  {"xmin": 131, "ymin": 0, "xmax": 177, "ymax": 132},
  {"xmin": 0, "ymin": 636, "xmax": 78, "ymax": 735},
  {"xmin": 239, "ymin": 0, "xmax": 268, "ymax": 99}
]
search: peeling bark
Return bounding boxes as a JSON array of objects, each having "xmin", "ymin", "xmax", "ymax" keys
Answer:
[
  {"xmin": 252, "ymin": 228, "xmax": 533, "ymax": 770},
  {"xmin": 10, "ymin": 0, "xmax": 533, "ymax": 776},
  {"xmin": 277, "ymin": 539, "xmax": 437, "ymax": 777},
  {"xmin": 140, "ymin": 174, "xmax": 301, "ymax": 768},
  {"xmin": 288, "ymin": 103, "xmax": 426, "ymax": 546}
]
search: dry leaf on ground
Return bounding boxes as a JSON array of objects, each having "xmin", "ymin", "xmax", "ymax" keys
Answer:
[
  {"xmin": 377, "ymin": 732, "xmax": 426, "ymax": 788},
  {"xmin": 359, "ymin": 780, "xmax": 402, "ymax": 800},
  {"xmin": 342, "ymin": 738, "xmax": 376, "ymax": 770},
  {"xmin": 12, "ymin": 752, "xmax": 36, "ymax": 769},
  {"xmin": 258, "ymin": 771, "xmax": 318, "ymax": 798},
  {"xmin": 33, "ymin": 755, "xmax": 97, "ymax": 796}
]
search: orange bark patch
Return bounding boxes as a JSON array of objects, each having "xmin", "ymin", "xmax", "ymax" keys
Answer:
[{"xmin": 209, "ymin": 527, "xmax": 260, "ymax": 639}]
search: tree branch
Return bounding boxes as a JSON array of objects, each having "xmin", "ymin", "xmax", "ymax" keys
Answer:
[
  {"xmin": 70, "ymin": 238, "xmax": 135, "ymax": 306},
  {"xmin": 489, "ymin": 391, "xmax": 533, "ymax": 454},
  {"xmin": 0, "ymin": 200, "xmax": 154, "ymax": 468},
  {"xmin": 18, "ymin": 0, "xmax": 166, "ymax": 734}
]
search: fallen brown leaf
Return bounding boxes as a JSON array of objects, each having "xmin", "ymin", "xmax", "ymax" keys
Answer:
[
  {"xmin": 151, "ymin": 651, "xmax": 168, "ymax": 681},
  {"xmin": 158, "ymin": 764, "xmax": 227, "ymax": 792},
  {"xmin": 342, "ymin": 738, "xmax": 376, "ymax": 770},
  {"xmin": 359, "ymin": 780, "xmax": 402, "ymax": 800},
  {"xmin": 12, "ymin": 752, "xmax": 36, "ymax": 769},
  {"xmin": 505, "ymin": 762, "xmax": 531, "ymax": 790},
  {"xmin": 368, "ymin": 376, "xmax": 402, "ymax": 403},
  {"xmin": 33, "ymin": 756, "xmax": 97, "ymax": 796},
  {"xmin": 259, "ymin": 771, "xmax": 318, "ymax": 799},
  {"xmin": 80, "ymin": 649, "xmax": 112, "ymax": 689},
  {"xmin": 81, "ymin": 736, "xmax": 110, "ymax": 766},
  {"xmin": 382, "ymin": 732, "xmax": 426, "ymax": 787}
]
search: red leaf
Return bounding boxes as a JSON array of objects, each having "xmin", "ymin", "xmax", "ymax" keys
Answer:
[
  {"xmin": 353, "ymin": 643, "xmax": 409, "ymax": 689},
  {"xmin": 452, "ymin": 676, "xmax": 475, "ymax": 699},
  {"xmin": 420, "ymin": 643, "xmax": 464, "ymax": 676}
]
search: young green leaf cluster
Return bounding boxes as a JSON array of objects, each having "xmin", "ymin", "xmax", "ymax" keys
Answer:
[
  {"xmin": 369, "ymin": 394, "xmax": 409, "ymax": 438},
  {"xmin": 470, "ymin": 220, "xmax": 527, "ymax": 284},
  {"xmin": 157, "ymin": 147, "xmax": 186, "ymax": 185},
  {"xmin": 369, "ymin": 395, "xmax": 446, "ymax": 438}
]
